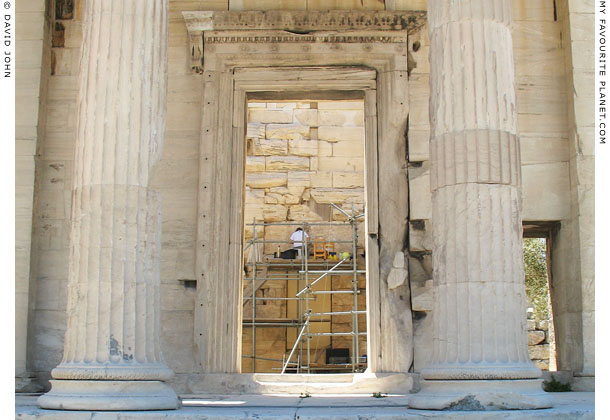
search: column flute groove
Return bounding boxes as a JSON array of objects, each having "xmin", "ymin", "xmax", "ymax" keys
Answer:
[{"xmin": 38, "ymin": 0, "xmax": 178, "ymax": 411}]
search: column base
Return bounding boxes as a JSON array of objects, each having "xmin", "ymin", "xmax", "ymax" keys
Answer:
[
  {"xmin": 38, "ymin": 380, "xmax": 180, "ymax": 411},
  {"xmin": 409, "ymin": 379, "xmax": 553, "ymax": 411}
]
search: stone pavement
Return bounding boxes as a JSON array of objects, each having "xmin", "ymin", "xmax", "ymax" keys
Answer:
[{"xmin": 16, "ymin": 392, "xmax": 594, "ymax": 419}]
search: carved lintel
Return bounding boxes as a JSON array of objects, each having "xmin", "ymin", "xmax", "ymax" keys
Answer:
[{"xmin": 182, "ymin": 10, "xmax": 426, "ymax": 74}]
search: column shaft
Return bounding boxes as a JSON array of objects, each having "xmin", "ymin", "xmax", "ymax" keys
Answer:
[
  {"xmin": 39, "ymin": 0, "xmax": 178, "ymax": 410},
  {"xmin": 423, "ymin": 0, "xmax": 539, "ymax": 380}
]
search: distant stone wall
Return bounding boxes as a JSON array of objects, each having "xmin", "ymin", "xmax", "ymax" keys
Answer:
[
  {"xmin": 527, "ymin": 315, "xmax": 554, "ymax": 371},
  {"xmin": 244, "ymin": 100, "xmax": 366, "ymax": 251},
  {"xmin": 242, "ymin": 100, "xmax": 367, "ymax": 373}
]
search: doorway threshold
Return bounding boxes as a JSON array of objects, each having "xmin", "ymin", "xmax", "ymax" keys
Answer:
[{"xmin": 185, "ymin": 372, "xmax": 416, "ymax": 395}]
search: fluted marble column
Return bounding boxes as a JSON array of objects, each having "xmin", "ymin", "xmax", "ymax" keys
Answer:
[
  {"xmin": 38, "ymin": 0, "xmax": 178, "ymax": 411},
  {"xmin": 410, "ymin": 0, "xmax": 551, "ymax": 410}
]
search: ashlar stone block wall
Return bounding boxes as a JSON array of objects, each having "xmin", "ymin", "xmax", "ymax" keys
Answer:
[
  {"xmin": 20, "ymin": 0, "xmax": 593, "ymax": 391},
  {"xmin": 528, "ymin": 317, "xmax": 555, "ymax": 371},
  {"xmin": 244, "ymin": 100, "xmax": 366, "ymax": 236},
  {"xmin": 241, "ymin": 100, "xmax": 367, "ymax": 373}
]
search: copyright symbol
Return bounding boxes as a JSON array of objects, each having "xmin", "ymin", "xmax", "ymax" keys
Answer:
[{"xmin": 3, "ymin": 2, "xmax": 9, "ymax": 9}]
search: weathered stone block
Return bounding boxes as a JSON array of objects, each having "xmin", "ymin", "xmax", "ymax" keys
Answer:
[
  {"xmin": 520, "ymin": 135, "xmax": 569, "ymax": 165},
  {"xmin": 288, "ymin": 205, "xmax": 324, "ymax": 221},
  {"xmin": 245, "ymin": 173, "xmax": 287, "ymax": 188},
  {"xmin": 244, "ymin": 224, "xmax": 261, "ymax": 241},
  {"xmin": 318, "ymin": 126, "xmax": 365, "ymax": 142},
  {"xmin": 332, "ymin": 172, "xmax": 364, "ymax": 188},
  {"xmin": 150, "ymin": 158, "xmax": 199, "ymax": 189},
  {"xmin": 287, "ymin": 171, "xmax": 311, "ymax": 188},
  {"xmin": 248, "ymin": 109, "xmax": 293, "ymax": 124},
  {"xmin": 166, "ymin": 101, "xmax": 201, "ymax": 132},
  {"xmin": 318, "ymin": 110, "xmax": 364, "ymax": 126},
  {"xmin": 528, "ymin": 344, "xmax": 550, "ymax": 360},
  {"xmin": 247, "ymin": 123, "xmax": 266, "ymax": 138},
  {"xmin": 289, "ymin": 139, "xmax": 318, "ymax": 156},
  {"xmin": 409, "ymin": 220, "xmax": 432, "ymax": 252},
  {"xmin": 247, "ymin": 102, "xmax": 267, "ymax": 108},
  {"xmin": 411, "ymin": 279, "xmax": 434, "ymax": 312},
  {"xmin": 408, "ymin": 98, "xmax": 429, "ymax": 127},
  {"xmin": 263, "ymin": 225, "xmax": 298, "ymax": 244},
  {"xmin": 408, "ymin": 256, "xmax": 431, "ymax": 283},
  {"xmin": 318, "ymin": 100, "xmax": 364, "ymax": 110},
  {"xmin": 266, "ymin": 124, "xmax": 310, "ymax": 140},
  {"xmin": 167, "ymin": 74, "xmax": 203, "ymax": 102},
  {"xmin": 162, "ymin": 131, "xmax": 200, "ymax": 160},
  {"xmin": 522, "ymin": 162, "xmax": 570, "ymax": 220},
  {"xmin": 293, "ymin": 109, "xmax": 318, "ymax": 126},
  {"xmin": 528, "ymin": 330, "xmax": 546, "ymax": 345},
  {"xmin": 160, "ymin": 283, "xmax": 195, "ymax": 312},
  {"xmin": 246, "ymin": 156, "xmax": 265, "ymax": 172},
  {"xmin": 318, "ymin": 156, "xmax": 364, "ymax": 172},
  {"xmin": 263, "ymin": 194, "xmax": 282, "ymax": 205},
  {"xmin": 263, "ymin": 205, "xmax": 288, "ymax": 222},
  {"xmin": 512, "ymin": 0, "xmax": 555, "ymax": 21},
  {"xmin": 310, "ymin": 171, "xmax": 333, "ymax": 188},
  {"xmin": 332, "ymin": 140, "xmax": 365, "ymax": 157},
  {"xmin": 310, "ymin": 188, "xmax": 364, "ymax": 204},
  {"xmin": 265, "ymin": 156, "xmax": 310, "ymax": 171},
  {"xmin": 250, "ymin": 138, "xmax": 288, "ymax": 156},
  {"xmin": 408, "ymin": 163, "xmax": 431, "ymax": 220},
  {"xmin": 407, "ymin": 128, "xmax": 430, "ymax": 162},
  {"xmin": 268, "ymin": 186, "xmax": 304, "ymax": 205},
  {"xmin": 318, "ymin": 140, "xmax": 333, "ymax": 156},
  {"xmin": 309, "ymin": 157, "xmax": 319, "ymax": 171}
]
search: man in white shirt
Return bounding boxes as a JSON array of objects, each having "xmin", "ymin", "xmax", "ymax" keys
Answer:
[{"xmin": 290, "ymin": 227, "xmax": 309, "ymax": 256}]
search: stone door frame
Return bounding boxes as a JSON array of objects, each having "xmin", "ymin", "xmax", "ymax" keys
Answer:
[{"xmin": 185, "ymin": 10, "xmax": 419, "ymax": 375}]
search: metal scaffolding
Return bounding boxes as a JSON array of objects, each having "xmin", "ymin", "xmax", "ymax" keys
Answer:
[{"xmin": 242, "ymin": 204, "xmax": 366, "ymax": 374}]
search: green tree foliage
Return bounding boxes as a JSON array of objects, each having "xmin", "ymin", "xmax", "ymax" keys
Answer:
[{"xmin": 523, "ymin": 238, "xmax": 549, "ymax": 321}]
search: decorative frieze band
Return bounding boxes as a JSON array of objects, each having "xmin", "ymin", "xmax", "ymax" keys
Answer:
[
  {"xmin": 204, "ymin": 33, "xmax": 408, "ymax": 44},
  {"xmin": 183, "ymin": 10, "xmax": 426, "ymax": 33}
]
